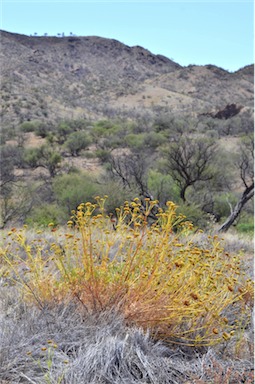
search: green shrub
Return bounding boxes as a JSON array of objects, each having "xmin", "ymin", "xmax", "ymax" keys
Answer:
[
  {"xmin": 19, "ymin": 121, "xmax": 40, "ymax": 133},
  {"xmin": 65, "ymin": 131, "xmax": 92, "ymax": 156},
  {"xmin": 95, "ymin": 149, "xmax": 111, "ymax": 163},
  {"xmin": 125, "ymin": 133, "xmax": 145, "ymax": 150},
  {"xmin": 98, "ymin": 181, "xmax": 134, "ymax": 214},
  {"xmin": 176, "ymin": 202, "xmax": 211, "ymax": 229},
  {"xmin": 236, "ymin": 215, "xmax": 254, "ymax": 234},
  {"xmin": 34, "ymin": 122, "xmax": 52, "ymax": 138},
  {"xmin": 53, "ymin": 172, "xmax": 99, "ymax": 216},
  {"xmin": 23, "ymin": 145, "xmax": 61, "ymax": 177},
  {"xmin": 212, "ymin": 194, "xmax": 237, "ymax": 221},
  {"xmin": 148, "ymin": 170, "xmax": 180, "ymax": 204},
  {"xmin": 55, "ymin": 122, "xmax": 73, "ymax": 144},
  {"xmin": 91, "ymin": 120, "xmax": 122, "ymax": 139},
  {"xmin": 25, "ymin": 204, "xmax": 63, "ymax": 227},
  {"xmin": 143, "ymin": 132, "xmax": 165, "ymax": 149}
]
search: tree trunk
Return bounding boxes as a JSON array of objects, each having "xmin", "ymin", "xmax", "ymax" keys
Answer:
[
  {"xmin": 180, "ymin": 185, "xmax": 188, "ymax": 202},
  {"xmin": 218, "ymin": 183, "xmax": 254, "ymax": 232}
]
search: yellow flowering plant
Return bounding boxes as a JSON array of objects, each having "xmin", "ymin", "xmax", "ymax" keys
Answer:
[{"xmin": 1, "ymin": 197, "xmax": 253, "ymax": 347}]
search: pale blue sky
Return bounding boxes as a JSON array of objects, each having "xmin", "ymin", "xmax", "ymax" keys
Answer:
[{"xmin": 1, "ymin": 0, "xmax": 254, "ymax": 71}]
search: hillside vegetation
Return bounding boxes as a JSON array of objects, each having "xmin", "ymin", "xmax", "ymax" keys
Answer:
[
  {"xmin": 0, "ymin": 30, "xmax": 254, "ymax": 127},
  {"xmin": 0, "ymin": 30, "xmax": 254, "ymax": 383},
  {"xmin": 0, "ymin": 31, "xmax": 254, "ymax": 232}
]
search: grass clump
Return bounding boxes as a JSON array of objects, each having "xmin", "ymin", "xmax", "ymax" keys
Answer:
[{"xmin": 1, "ymin": 197, "xmax": 253, "ymax": 349}]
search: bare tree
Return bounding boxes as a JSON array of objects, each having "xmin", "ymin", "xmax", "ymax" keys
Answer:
[
  {"xmin": 109, "ymin": 152, "xmax": 149, "ymax": 196},
  {"xmin": 0, "ymin": 182, "xmax": 34, "ymax": 228},
  {"xmin": 163, "ymin": 137, "xmax": 216, "ymax": 202},
  {"xmin": 0, "ymin": 145, "xmax": 15, "ymax": 189},
  {"xmin": 218, "ymin": 135, "xmax": 254, "ymax": 232},
  {"xmin": 0, "ymin": 145, "xmax": 33, "ymax": 228}
]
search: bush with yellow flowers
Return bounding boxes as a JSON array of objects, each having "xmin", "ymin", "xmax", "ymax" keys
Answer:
[{"xmin": 1, "ymin": 197, "xmax": 253, "ymax": 347}]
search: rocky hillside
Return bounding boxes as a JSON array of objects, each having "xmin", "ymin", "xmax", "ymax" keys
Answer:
[{"xmin": 0, "ymin": 30, "xmax": 254, "ymax": 127}]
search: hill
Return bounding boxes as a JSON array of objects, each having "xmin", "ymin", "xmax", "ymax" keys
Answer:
[
  {"xmin": 1, "ymin": 30, "xmax": 254, "ymax": 127},
  {"xmin": 0, "ymin": 30, "xmax": 253, "ymax": 232}
]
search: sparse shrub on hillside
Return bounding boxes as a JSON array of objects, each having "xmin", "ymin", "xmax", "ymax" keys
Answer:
[
  {"xmin": 34, "ymin": 121, "xmax": 53, "ymax": 138},
  {"xmin": 90, "ymin": 119, "xmax": 129, "ymax": 150},
  {"xmin": 67, "ymin": 118, "xmax": 93, "ymax": 131},
  {"xmin": 23, "ymin": 145, "xmax": 62, "ymax": 177},
  {"xmin": 1, "ymin": 198, "xmax": 253, "ymax": 349},
  {"xmin": 52, "ymin": 172, "xmax": 99, "ymax": 217},
  {"xmin": 147, "ymin": 170, "xmax": 180, "ymax": 204},
  {"xmin": 211, "ymin": 193, "xmax": 237, "ymax": 222},
  {"xmin": 25, "ymin": 203, "xmax": 63, "ymax": 227},
  {"xmin": 64, "ymin": 131, "xmax": 91, "ymax": 156},
  {"xmin": 235, "ymin": 213, "xmax": 254, "ymax": 235},
  {"xmin": 91, "ymin": 120, "xmax": 120, "ymax": 138},
  {"xmin": 125, "ymin": 133, "xmax": 146, "ymax": 150},
  {"xmin": 2, "ymin": 113, "xmax": 253, "ymax": 234},
  {"xmin": 55, "ymin": 121, "xmax": 73, "ymax": 144},
  {"xmin": 95, "ymin": 148, "xmax": 112, "ymax": 163},
  {"xmin": 54, "ymin": 119, "xmax": 93, "ymax": 145},
  {"xmin": 143, "ymin": 131, "xmax": 165, "ymax": 149},
  {"xmin": 1, "ymin": 143, "xmax": 24, "ymax": 168},
  {"xmin": 98, "ymin": 181, "xmax": 134, "ymax": 214},
  {"xmin": 176, "ymin": 202, "xmax": 211, "ymax": 229},
  {"xmin": 19, "ymin": 120, "xmax": 41, "ymax": 133}
]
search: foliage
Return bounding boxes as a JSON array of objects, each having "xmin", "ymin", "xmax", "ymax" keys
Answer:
[
  {"xmin": 19, "ymin": 120, "xmax": 41, "ymax": 133},
  {"xmin": 97, "ymin": 181, "xmax": 134, "ymax": 214},
  {"xmin": 125, "ymin": 133, "xmax": 146, "ymax": 150},
  {"xmin": 23, "ymin": 145, "xmax": 62, "ymax": 177},
  {"xmin": 235, "ymin": 214, "xmax": 254, "ymax": 234},
  {"xmin": 2, "ymin": 114, "xmax": 253, "ymax": 233},
  {"xmin": 95, "ymin": 149, "xmax": 112, "ymax": 163},
  {"xmin": 34, "ymin": 122, "xmax": 53, "ymax": 138},
  {"xmin": 143, "ymin": 131, "xmax": 165, "ymax": 149},
  {"xmin": 176, "ymin": 202, "xmax": 211, "ymax": 229},
  {"xmin": 212, "ymin": 193, "xmax": 237, "ymax": 221},
  {"xmin": 1, "ymin": 198, "xmax": 253, "ymax": 348},
  {"xmin": 91, "ymin": 120, "xmax": 126, "ymax": 150},
  {"xmin": 147, "ymin": 170, "xmax": 180, "ymax": 204},
  {"xmin": 52, "ymin": 172, "xmax": 99, "ymax": 217},
  {"xmin": 25, "ymin": 203, "xmax": 63, "ymax": 227},
  {"xmin": 55, "ymin": 122, "xmax": 73, "ymax": 144},
  {"xmin": 64, "ymin": 131, "xmax": 91, "ymax": 156}
]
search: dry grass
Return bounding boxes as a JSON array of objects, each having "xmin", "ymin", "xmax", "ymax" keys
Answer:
[
  {"xmin": 0, "ymin": 286, "xmax": 253, "ymax": 384},
  {"xmin": 0, "ymin": 288, "xmax": 253, "ymax": 383}
]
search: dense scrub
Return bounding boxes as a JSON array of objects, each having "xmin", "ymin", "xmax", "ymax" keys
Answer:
[{"xmin": 1, "ymin": 115, "xmax": 254, "ymax": 232}]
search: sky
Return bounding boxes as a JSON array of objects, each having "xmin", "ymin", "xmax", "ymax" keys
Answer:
[{"xmin": 1, "ymin": 0, "xmax": 254, "ymax": 72}]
